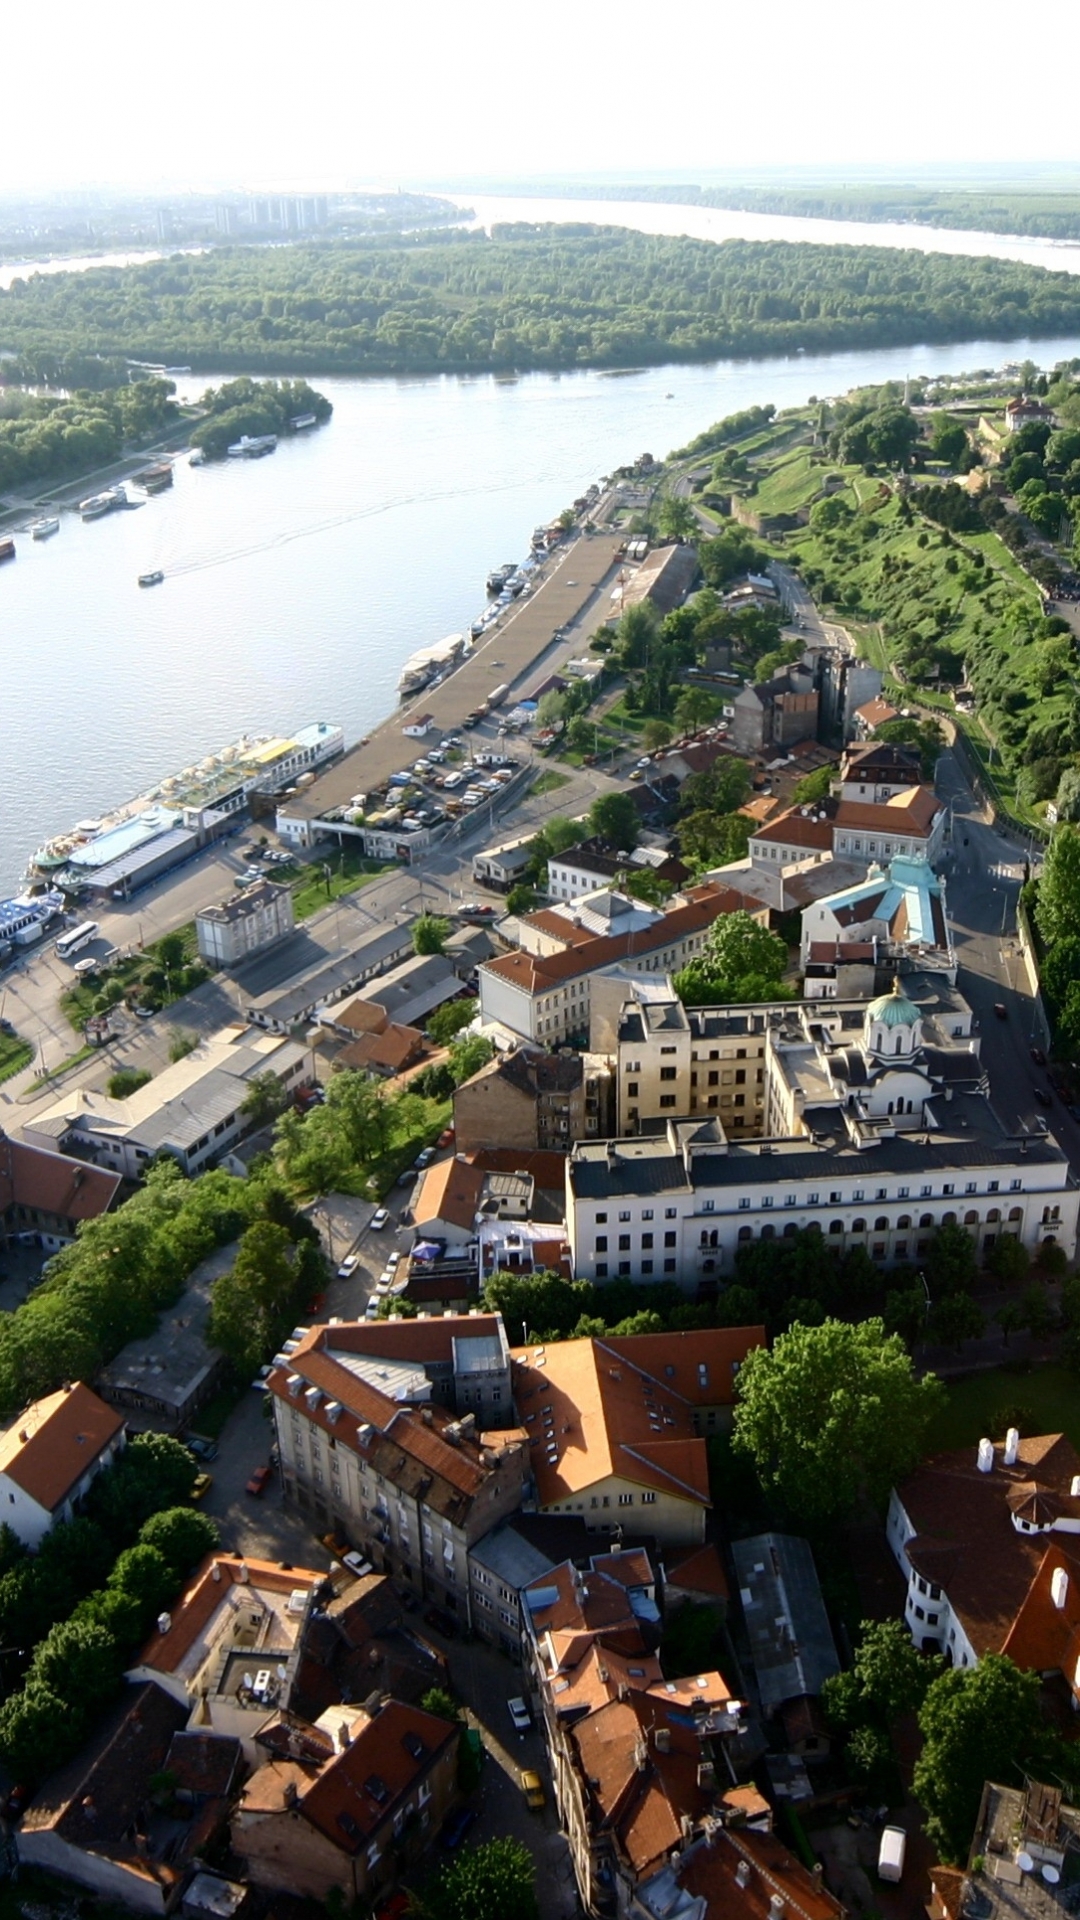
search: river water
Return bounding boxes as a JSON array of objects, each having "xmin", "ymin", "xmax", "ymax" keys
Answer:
[{"xmin": 4, "ymin": 197, "xmax": 1080, "ymax": 894}]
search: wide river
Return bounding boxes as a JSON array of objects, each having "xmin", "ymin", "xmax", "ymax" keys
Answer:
[{"xmin": 5, "ymin": 194, "xmax": 1080, "ymax": 895}]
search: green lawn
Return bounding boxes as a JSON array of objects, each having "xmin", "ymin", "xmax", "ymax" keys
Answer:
[
  {"xmin": 924, "ymin": 1364, "xmax": 1080, "ymax": 1456},
  {"xmin": 0, "ymin": 1033, "xmax": 32, "ymax": 1083},
  {"xmin": 752, "ymin": 449, "xmax": 824, "ymax": 518},
  {"xmin": 368, "ymin": 1095, "xmax": 453, "ymax": 1198},
  {"xmin": 530, "ymin": 769, "xmax": 570, "ymax": 797},
  {"xmin": 285, "ymin": 852, "xmax": 394, "ymax": 922}
]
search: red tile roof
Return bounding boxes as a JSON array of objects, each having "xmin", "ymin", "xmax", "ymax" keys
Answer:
[
  {"xmin": 0, "ymin": 1382, "xmax": 124, "ymax": 1513},
  {"xmin": 136, "ymin": 1555, "xmax": 325, "ymax": 1675},
  {"xmin": 0, "ymin": 1133, "xmax": 120, "ymax": 1223},
  {"xmin": 600, "ymin": 1327, "xmax": 765, "ymax": 1407},
  {"xmin": 413, "ymin": 1158, "xmax": 485, "ymax": 1232},
  {"xmin": 298, "ymin": 1699, "xmax": 457, "ymax": 1850},
  {"xmin": 481, "ymin": 884, "xmax": 749, "ymax": 995}
]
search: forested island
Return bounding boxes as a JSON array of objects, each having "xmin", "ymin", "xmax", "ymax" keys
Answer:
[
  {"xmin": 7, "ymin": 225, "xmax": 1080, "ymax": 381},
  {"xmin": 566, "ymin": 183, "xmax": 1080, "ymax": 243}
]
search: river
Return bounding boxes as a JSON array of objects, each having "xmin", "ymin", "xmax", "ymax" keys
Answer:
[{"xmin": 4, "ymin": 196, "xmax": 1080, "ymax": 896}]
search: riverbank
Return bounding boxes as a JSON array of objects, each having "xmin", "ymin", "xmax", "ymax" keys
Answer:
[{"xmin": 0, "ymin": 410, "xmax": 204, "ymax": 529}]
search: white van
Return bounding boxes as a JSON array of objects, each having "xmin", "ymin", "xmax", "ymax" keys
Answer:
[{"xmin": 877, "ymin": 1827, "xmax": 906, "ymax": 1884}]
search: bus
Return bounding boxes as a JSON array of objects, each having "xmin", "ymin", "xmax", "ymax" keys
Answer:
[{"xmin": 55, "ymin": 921, "xmax": 99, "ymax": 962}]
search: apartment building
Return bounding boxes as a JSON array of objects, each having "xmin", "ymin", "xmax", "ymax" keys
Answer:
[
  {"xmin": 836, "ymin": 740, "xmax": 923, "ymax": 802},
  {"xmin": 592, "ymin": 977, "xmax": 770, "ymax": 1138},
  {"xmin": 567, "ymin": 1104, "xmax": 1078, "ymax": 1294},
  {"xmin": 196, "ymin": 879, "xmax": 295, "ymax": 968},
  {"xmin": 453, "ymin": 1045, "xmax": 611, "ymax": 1153},
  {"xmin": 509, "ymin": 1329, "xmax": 766, "ymax": 1545},
  {"xmin": 800, "ymin": 852, "xmax": 954, "ymax": 986},
  {"xmin": 268, "ymin": 1322, "xmax": 526, "ymax": 1625},
  {"xmin": 478, "ymin": 882, "xmax": 748, "ymax": 1046},
  {"xmin": 748, "ymin": 784, "xmax": 945, "ymax": 872},
  {"xmin": 546, "ymin": 838, "xmax": 687, "ymax": 905},
  {"xmin": 0, "ymin": 1382, "xmax": 125, "ymax": 1548}
]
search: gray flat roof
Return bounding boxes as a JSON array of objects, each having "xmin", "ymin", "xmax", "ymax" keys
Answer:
[
  {"xmin": 731, "ymin": 1533, "xmax": 839, "ymax": 1712},
  {"xmin": 246, "ymin": 923, "xmax": 413, "ymax": 1025},
  {"xmin": 470, "ymin": 1522, "xmax": 561, "ymax": 1591},
  {"xmin": 198, "ymin": 879, "xmax": 292, "ymax": 926}
]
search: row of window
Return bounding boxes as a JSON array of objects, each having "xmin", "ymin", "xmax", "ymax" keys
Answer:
[{"xmin": 595, "ymin": 1231, "xmax": 678, "ymax": 1253}]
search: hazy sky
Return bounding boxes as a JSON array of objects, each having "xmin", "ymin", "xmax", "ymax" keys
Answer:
[{"xmin": 8, "ymin": 0, "xmax": 1080, "ymax": 195}]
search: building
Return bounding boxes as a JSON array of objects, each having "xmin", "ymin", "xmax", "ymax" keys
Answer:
[
  {"xmin": 729, "ymin": 663, "xmax": 819, "ymax": 756},
  {"xmin": 231, "ymin": 1695, "xmax": 459, "ymax": 1905},
  {"xmin": 598, "ymin": 978, "xmax": 771, "ymax": 1139},
  {"xmin": 1005, "ymin": 395, "xmax": 1053, "ymax": 432},
  {"xmin": 244, "ymin": 922, "xmax": 414, "ymax": 1031},
  {"xmin": 288, "ymin": 1311, "xmax": 513, "ymax": 1423},
  {"xmin": 634, "ymin": 1826, "xmax": 847, "ymax": 1920},
  {"xmin": 928, "ymin": 1779, "xmax": 1078, "ymax": 1920},
  {"xmin": 747, "ymin": 784, "xmax": 945, "ymax": 872},
  {"xmin": 24, "ymin": 1025, "xmax": 307, "ymax": 1179},
  {"xmin": 267, "ymin": 1322, "xmax": 527, "ymax": 1624},
  {"xmin": 853, "ymin": 695, "xmax": 901, "ymax": 737},
  {"xmin": 478, "ymin": 883, "xmax": 747, "ymax": 1047},
  {"xmin": 317, "ymin": 954, "xmax": 460, "ymax": 1037},
  {"xmin": 799, "ymin": 854, "xmax": 954, "ymax": 984},
  {"xmin": 127, "ymin": 1554, "xmax": 327, "ymax": 1760},
  {"xmin": 567, "ymin": 1086, "xmax": 1078, "ymax": 1292},
  {"xmin": 510, "ymin": 1331, "xmax": 763, "ymax": 1544},
  {"xmin": 0, "ymin": 1130, "xmax": 121, "ymax": 1250},
  {"xmin": 411, "ymin": 1158, "xmax": 486, "ymax": 1247},
  {"xmin": 96, "ymin": 1246, "xmax": 230, "ymax": 1429},
  {"xmin": 546, "ymin": 838, "xmax": 688, "ymax": 905},
  {"xmin": 471, "ymin": 833, "xmax": 537, "ymax": 891},
  {"xmin": 730, "ymin": 1534, "xmax": 839, "ymax": 1739},
  {"xmin": 887, "ymin": 1429, "xmax": 1080, "ymax": 1680},
  {"xmin": 19, "ymin": 1680, "xmax": 241, "ymax": 1914},
  {"xmin": 453, "ymin": 1046, "xmax": 609, "ymax": 1153},
  {"xmin": 620, "ymin": 542, "xmax": 700, "ymax": 614},
  {"xmin": 196, "ymin": 880, "xmax": 295, "ymax": 968},
  {"xmin": 0, "ymin": 1382, "xmax": 125, "ymax": 1547},
  {"xmin": 815, "ymin": 651, "xmax": 883, "ymax": 745},
  {"xmin": 836, "ymin": 740, "xmax": 923, "ymax": 802}
]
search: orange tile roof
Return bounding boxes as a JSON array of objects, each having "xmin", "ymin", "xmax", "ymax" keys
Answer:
[
  {"xmin": 664, "ymin": 1542, "xmax": 731, "ymax": 1602},
  {"xmin": 1001, "ymin": 1543, "xmax": 1080, "ymax": 1691},
  {"xmin": 855, "ymin": 697, "xmax": 901, "ymax": 729},
  {"xmin": 414, "ymin": 1157, "xmax": 485, "ymax": 1232},
  {"xmin": 330, "ymin": 999, "xmax": 388, "ymax": 1035},
  {"xmin": 834, "ymin": 788, "xmax": 940, "ymax": 833},
  {"xmin": 751, "ymin": 812, "xmax": 833, "ymax": 851},
  {"xmin": 679, "ymin": 1825, "xmax": 847, "ymax": 1920},
  {"xmin": 299, "ymin": 1699, "xmax": 457, "ymax": 1850},
  {"xmin": 600, "ymin": 1327, "xmax": 765, "ymax": 1407},
  {"xmin": 463, "ymin": 1146, "xmax": 568, "ymax": 1191},
  {"xmin": 481, "ymin": 884, "xmax": 748, "ymax": 996},
  {"xmin": 136, "ymin": 1555, "xmax": 325, "ymax": 1675},
  {"xmin": 337, "ymin": 1024, "xmax": 425, "ymax": 1073},
  {"xmin": 0, "ymin": 1135, "xmax": 121, "ymax": 1223},
  {"xmin": 510, "ymin": 1337, "xmax": 711, "ymax": 1509},
  {"xmin": 0, "ymin": 1382, "xmax": 124, "ymax": 1513},
  {"xmin": 306, "ymin": 1314, "xmax": 503, "ymax": 1368}
]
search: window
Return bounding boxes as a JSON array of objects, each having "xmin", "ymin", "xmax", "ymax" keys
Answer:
[
  {"xmin": 664, "ymin": 1231, "xmax": 676, "ymax": 1247},
  {"xmin": 988, "ymin": 1180, "xmax": 999, "ymax": 1193},
  {"xmin": 628, "ymin": 1082, "xmax": 639, "ymax": 1097},
  {"xmin": 665, "ymin": 1208, "xmax": 677, "ymax": 1218},
  {"xmin": 965, "ymin": 1182, "xmax": 977, "ymax": 1194},
  {"xmin": 641, "ymin": 1259, "xmax": 654, "ymax": 1275},
  {"xmin": 619, "ymin": 1261, "xmax": 630, "ymax": 1276},
  {"xmin": 660, "ymin": 1067, "xmax": 677, "ymax": 1082},
  {"xmin": 595, "ymin": 1235, "xmax": 608, "ymax": 1252},
  {"xmin": 829, "ymin": 1221, "xmax": 844, "ymax": 1235},
  {"xmin": 641, "ymin": 1491, "xmax": 656, "ymax": 1504},
  {"xmin": 596, "ymin": 1262, "xmax": 608, "ymax": 1278},
  {"xmin": 619, "ymin": 1211, "xmax": 631, "ymax": 1223},
  {"xmin": 642, "ymin": 1208, "xmax": 653, "ymax": 1221},
  {"xmin": 1010, "ymin": 1179, "xmax": 1022, "ymax": 1192},
  {"xmin": 876, "ymin": 1189, "xmax": 888, "ymax": 1201},
  {"xmin": 618, "ymin": 1234, "xmax": 630, "ymax": 1251},
  {"xmin": 596, "ymin": 1212, "xmax": 607, "ymax": 1224},
  {"xmin": 641, "ymin": 1232, "xmax": 653, "ymax": 1250},
  {"xmin": 739, "ymin": 1198, "xmax": 751, "ymax": 1210},
  {"xmin": 660, "ymin": 1045, "xmax": 677, "ymax": 1055},
  {"xmin": 943, "ymin": 1184, "xmax": 954, "ymax": 1197},
  {"xmin": 921, "ymin": 1185, "xmax": 932, "ymax": 1198},
  {"xmin": 785, "ymin": 1195, "xmax": 798, "ymax": 1208},
  {"xmin": 659, "ymin": 1095, "xmax": 677, "ymax": 1108},
  {"xmin": 618, "ymin": 1493, "xmax": 634, "ymax": 1506},
  {"xmin": 664, "ymin": 1258, "xmax": 676, "ymax": 1273},
  {"xmin": 830, "ymin": 1191, "xmax": 842, "ymax": 1204},
  {"xmin": 761, "ymin": 1195, "xmax": 773, "ymax": 1209}
]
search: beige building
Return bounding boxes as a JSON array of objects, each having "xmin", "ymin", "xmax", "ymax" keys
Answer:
[
  {"xmin": 592, "ymin": 976, "xmax": 769, "ymax": 1138},
  {"xmin": 0, "ymin": 1382, "xmax": 125, "ymax": 1548},
  {"xmin": 453, "ymin": 1045, "xmax": 610, "ymax": 1152},
  {"xmin": 268, "ymin": 1322, "xmax": 527, "ymax": 1626},
  {"xmin": 195, "ymin": 879, "xmax": 295, "ymax": 968}
]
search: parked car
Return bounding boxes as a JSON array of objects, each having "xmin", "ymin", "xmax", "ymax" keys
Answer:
[
  {"xmin": 246, "ymin": 1465, "xmax": 272, "ymax": 1497},
  {"xmin": 1031, "ymin": 1045, "xmax": 1047, "ymax": 1066},
  {"xmin": 365, "ymin": 1297, "xmax": 381, "ymax": 1318},
  {"xmin": 186, "ymin": 1436, "xmax": 218, "ymax": 1463},
  {"xmin": 342, "ymin": 1551, "xmax": 374, "ymax": 1578},
  {"xmin": 1035, "ymin": 1086, "xmax": 1053, "ymax": 1107},
  {"xmin": 508, "ymin": 1696, "xmax": 531, "ymax": 1734},
  {"xmin": 337, "ymin": 1254, "xmax": 359, "ymax": 1278},
  {"xmin": 322, "ymin": 1531, "xmax": 350, "ymax": 1558},
  {"xmin": 191, "ymin": 1473, "xmax": 212, "ymax": 1501},
  {"xmin": 437, "ymin": 1127, "xmax": 455, "ymax": 1148},
  {"xmin": 387, "ymin": 1249, "xmax": 402, "ymax": 1269},
  {"xmin": 439, "ymin": 1807, "xmax": 476, "ymax": 1852},
  {"xmin": 521, "ymin": 1769, "xmax": 545, "ymax": 1810},
  {"xmin": 5, "ymin": 1784, "xmax": 30, "ymax": 1821},
  {"xmin": 370, "ymin": 1208, "xmax": 390, "ymax": 1231},
  {"xmin": 414, "ymin": 1147, "xmax": 436, "ymax": 1169},
  {"xmin": 307, "ymin": 1290, "xmax": 327, "ymax": 1315}
]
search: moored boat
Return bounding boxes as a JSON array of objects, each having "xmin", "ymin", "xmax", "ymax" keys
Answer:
[
  {"xmin": 0, "ymin": 537, "xmax": 14, "ymax": 564},
  {"xmin": 227, "ymin": 434, "xmax": 277, "ymax": 459},
  {"xmin": 30, "ymin": 516, "xmax": 60, "ymax": 539}
]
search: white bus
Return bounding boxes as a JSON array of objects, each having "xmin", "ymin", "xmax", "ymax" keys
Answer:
[{"xmin": 55, "ymin": 921, "xmax": 99, "ymax": 962}]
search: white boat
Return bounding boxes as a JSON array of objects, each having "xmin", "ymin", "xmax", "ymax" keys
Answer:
[
  {"xmin": 29, "ymin": 516, "xmax": 60, "ymax": 540},
  {"xmin": 397, "ymin": 632, "xmax": 467, "ymax": 699},
  {"xmin": 227, "ymin": 434, "xmax": 277, "ymax": 459}
]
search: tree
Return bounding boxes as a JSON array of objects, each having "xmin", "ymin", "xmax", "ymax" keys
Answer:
[
  {"xmin": 505, "ymin": 884, "xmax": 537, "ymax": 915},
  {"xmin": 733, "ymin": 1318, "xmax": 946, "ymax": 1523},
  {"xmin": 87, "ymin": 1431, "xmax": 197, "ymax": 1541},
  {"xmin": 924, "ymin": 1221, "xmax": 978, "ymax": 1296},
  {"xmin": 643, "ymin": 719, "xmax": 673, "ymax": 753},
  {"xmin": 535, "ymin": 690, "xmax": 567, "ymax": 730},
  {"xmin": 988, "ymin": 1234, "xmax": 1030, "ymax": 1285},
  {"xmin": 658, "ymin": 496, "xmax": 696, "ymax": 542},
  {"xmin": 791, "ymin": 765, "xmax": 834, "ymax": 806},
  {"xmin": 851, "ymin": 1618, "xmax": 943, "ymax": 1723},
  {"xmin": 422, "ymin": 1837, "xmax": 539, "ymax": 1920},
  {"xmin": 678, "ymin": 757, "xmax": 751, "ymax": 817},
  {"xmin": 482, "ymin": 1269, "xmax": 593, "ymax": 1345},
  {"xmin": 413, "ymin": 913, "xmax": 450, "ymax": 956},
  {"xmin": 108, "ymin": 1543, "xmax": 175, "ymax": 1620},
  {"xmin": 929, "ymin": 1292, "xmax": 985, "ymax": 1350},
  {"xmin": 448, "ymin": 1035, "xmax": 494, "ymax": 1084},
  {"xmin": 589, "ymin": 790, "xmax": 640, "ymax": 851},
  {"xmin": 0, "ymin": 1681, "xmax": 80, "ymax": 1782},
  {"xmin": 138, "ymin": 1507, "xmax": 219, "ymax": 1582},
  {"xmin": 660, "ymin": 1604, "xmax": 721, "ymax": 1679},
  {"xmin": 1036, "ymin": 826, "xmax": 1080, "ymax": 947},
  {"xmin": 678, "ymin": 810, "xmax": 751, "ymax": 870},
  {"xmin": 929, "ymin": 417, "xmax": 970, "ymax": 468},
  {"xmin": 419, "ymin": 1687, "xmax": 461, "ymax": 1724},
  {"xmin": 915, "ymin": 1656, "xmax": 1050, "ymax": 1862},
  {"xmin": 616, "ymin": 601, "xmax": 661, "ymax": 671},
  {"xmin": 427, "ymin": 999, "xmax": 479, "ymax": 1046},
  {"xmin": 673, "ymin": 687, "xmax": 721, "ymax": 734},
  {"xmin": 1052, "ymin": 767, "xmax": 1080, "ymax": 824},
  {"xmin": 209, "ymin": 1219, "xmax": 299, "ymax": 1377},
  {"xmin": 28, "ymin": 1617, "xmax": 122, "ymax": 1719},
  {"xmin": 675, "ymin": 910, "xmax": 788, "ymax": 1004},
  {"xmin": 242, "ymin": 1070, "xmax": 287, "ymax": 1128}
]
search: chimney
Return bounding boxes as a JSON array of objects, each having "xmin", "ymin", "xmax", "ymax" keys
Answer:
[
  {"xmin": 977, "ymin": 1437, "xmax": 994, "ymax": 1473},
  {"xmin": 1052, "ymin": 1567, "xmax": 1069, "ymax": 1611},
  {"xmin": 1004, "ymin": 1426, "xmax": 1020, "ymax": 1466},
  {"xmin": 735, "ymin": 1861, "xmax": 751, "ymax": 1889},
  {"xmin": 1072, "ymin": 1476, "xmax": 1080, "ymax": 1499},
  {"xmin": 156, "ymin": 1612, "xmax": 171, "ymax": 1636},
  {"xmin": 769, "ymin": 1900, "xmax": 786, "ymax": 1920},
  {"xmin": 654, "ymin": 1726, "xmax": 671, "ymax": 1754},
  {"xmin": 337, "ymin": 1721, "xmax": 351, "ymax": 1752},
  {"xmin": 283, "ymin": 1780, "xmax": 298, "ymax": 1808},
  {"xmin": 238, "ymin": 1562, "xmax": 250, "ymax": 1583},
  {"xmin": 211, "ymin": 1562, "xmax": 222, "ymax": 1582}
]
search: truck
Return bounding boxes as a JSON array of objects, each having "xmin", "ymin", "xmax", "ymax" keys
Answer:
[
  {"xmin": 877, "ymin": 1827, "xmax": 906, "ymax": 1884},
  {"xmin": 487, "ymin": 683, "xmax": 510, "ymax": 710}
]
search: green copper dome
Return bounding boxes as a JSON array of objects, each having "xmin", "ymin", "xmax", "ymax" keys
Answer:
[{"xmin": 866, "ymin": 978, "xmax": 920, "ymax": 1027}]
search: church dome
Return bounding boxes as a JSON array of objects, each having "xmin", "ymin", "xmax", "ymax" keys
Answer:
[{"xmin": 866, "ymin": 978, "xmax": 920, "ymax": 1028}]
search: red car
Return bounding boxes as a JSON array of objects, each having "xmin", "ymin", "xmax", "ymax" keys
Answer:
[
  {"xmin": 438, "ymin": 1127, "xmax": 455, "ymax": 1148},
  {"xmin": 246, "ymin": 1465, "xmax": 272, "ymax": 1497}
]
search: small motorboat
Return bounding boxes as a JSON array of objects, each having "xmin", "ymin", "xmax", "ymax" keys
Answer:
[
  {"xmin": 30, "ymin": 516, "xmax": 60, "ymax": 539},
  {"xmin": 138, "ymin": 570, "xmax": 164, "ymax": 588}
]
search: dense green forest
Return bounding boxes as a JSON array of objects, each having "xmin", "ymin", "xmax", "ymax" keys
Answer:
[
  {"xmin": 0, "ymin": 377, "xmax": 177, "ymax": 493},
  {"xmin": 574, "ymin": 183, "xmax": 1080, "ymax": 242},
  {"xmin": 6, "ymin": 226, "xmax": 1080, "ymax": 380}
]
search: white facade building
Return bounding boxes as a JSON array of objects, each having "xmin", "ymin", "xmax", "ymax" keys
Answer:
[{"xmin": 196, "ymin": 879, "xmax": 295, "ymax": 968}]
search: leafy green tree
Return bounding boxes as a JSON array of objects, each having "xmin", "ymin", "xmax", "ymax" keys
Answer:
[
  {"xmin": 108, "ymin": 1543, "xmax": 174, "ymax": 1619},
  {"xmin": 87, "ymin": 1432, "xmax": 198, "ymax": 1541},
  {"xmin": 791, "ymin": 765, "xmax": 834, "ymax": 805},
  {"xmin": 413, "ymin": 913, "xmax": 451, "ymax": 956},
  {"xmin": 674, "ymin": 909, "xmax": 787, "ymax": 1004},
  {"xmin": 678, "ymin": 758, "xmax": 752, "ymax": 816},
  {"xmin": 1036, "ymin": 826, "xmax": 1080, "ymax": 946},
  {"xmin": 674, "ymin": 687, "xmax": 721, "ymax": 733},
  {"xmin": 589, "ymin": 790, "xmax": 640, "ymax": 851},
  {"xmin": 987, "ymin": 1234, "xmax": 1030, "ymax": 1284},
  {"xmin": 658, "ymin": 496, "xmax": 696, "ymax": 541},
  {"xmin": 1019, "ymin": 1280, "xmax": 1055, "ymax": 1338},
  {"xmin": 138, "ymin": 1507, "xmax": 219, "ymax": 1582},
  {"xmin": 209, "ymin": 1219, "xmax": 300, "ymax": 1376},
  {"xmin": 505, "ymin": 884, "xmax": 537, "ymax": 915},
  {"xmin": 915, "ymin": 1656, "xmax": 1050, "ymax": 1862},
  {"xmin": 28, "ymin": 1618, "xmax": 122, "ymax": 1718},
  {"xmin": 616, "ymin": 601, "xmax": 661, "ymax": 671},
  {"xmin": 107, "ymin": 1068, "xmax": 152, "ymax": 1099},
  {"xmin": 733, "ymin": 1318, "xmax": 945, "ymax": 1522},
  {"xmin": 929, "ymin": 417, "xmax": 970, "ymax": 467},
  {"xmin": 482, "ymin": 1269, "xmax": 593, "ymax": 1345},
  {"xmin": 929, "ymin": 1292, "xmax": 985, "ymax": 1350},
  {"xmin": 678, "ymin": 811, "xmax": 751, "ymax": 870},
  {"xmin": 419, "ymin": 1687, "xmax": 461, "ymax": 1723},
  {"xmin": 643, "ymin": 719, "xmax": 673, "ymax": 752},
  {"xmin": 242, "ymin": 1070, "xmax": 288, "ymax": 1127},
  {"xmin": 925, "ymin": 1221, "xmax": 978, "ymax": 1296},
  {"xmin": 849, "ymin": 1618, "xmax": 943, "ymax": 1723},
  {"xmin": 0, "ymin": 1682, "xmax": 80, "ymax": 1782},
  {"xmin": 422, "ymin": 1836, "xmax": 539, "ymax": 1920},
  {"xmin": 660, "ymin": 1604, "xmax": 721, "ymax": 1680},
  {"xmin": 535, "ymin": 690, "xmax": 567, "ymax": 730},
  {"xmin": 427, "ymin": 999, "xmax": 479, "ymax": 1046},
  {"xmin": 448, "ymin": 1035, "xmax": 495, "ymax": 1084}
]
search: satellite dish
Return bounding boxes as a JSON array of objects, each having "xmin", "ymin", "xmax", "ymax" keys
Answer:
[{"xmin": 1017, "ymin": 1852, "xmax": 1034, "ymax": 1873}]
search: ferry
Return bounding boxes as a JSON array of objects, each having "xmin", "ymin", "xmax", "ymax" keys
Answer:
[
  {"xmin": 80, "ymin": 486, "xmax": 128, "ymax": 520},
  {"xmin": 227, "ymin": 434, "xmax": 277, "ymax": 459},
  {"xmin": 134, "ymin": 463, "xmax": 173, "ymax": 494},
  {"xmin": 30, "ymin": 516, "xmax": 60, "ymax": 539},
  {"xmin": 486, "ymin": 564, "xmax": 515, "ymax": 595},
  {"xmin": 138, "ymin": 571, "xmax": 165, "ymax": 588},
  {"xmin": 0, "ymin": 538, "xmax": 14, "ymax": 564},
  {"xmin": 289, "ymin": 412, "xmax": 317, "ymax": 431},
  {"xmin": 398, "ymin": 632, "xmax": 468, "ymax": 699}
]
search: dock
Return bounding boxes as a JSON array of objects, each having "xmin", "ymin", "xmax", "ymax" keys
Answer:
[{"xmin": 280, "ymin": 530, "xmax": 624, "ymax": 833}]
